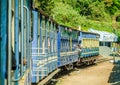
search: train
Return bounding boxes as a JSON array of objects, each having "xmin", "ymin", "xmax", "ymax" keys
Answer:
[
  {"xmin": 78, "ymin": 31, "xmax": 99, "ymax": 65},
  {"xmin": 0, "ymin": 0, "xmax": 100, "ymax": 85}
]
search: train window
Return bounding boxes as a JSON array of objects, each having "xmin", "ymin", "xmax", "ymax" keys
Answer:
[
  {"xmin": 54, "ymin": 39, "xmax": 57, "ymax": 52},
  {"xmin": 42, "ymin": 17, "xmax": 45, "ymax": 37},
  {"xmin": 70, "ymin": 37, "xmax": 72, "ymax": 51},
  {"xmin": 53, "ymin": 23, "xmax": 55, "ymax": 31},
  {"xmin": 12, "ymin": 10, "xmax": 15, "ymax": 52},
  {"xmin": 31, "ymin": 13, "xmax": 33, "ymax": 41},
  {"xmin": 48, "ymin": 37, "xmax": 50, "ymax": 53},
  {"xmin": 49, "ymin": 21, "xmax": 51, "ymax": 33},
  {"xmin": 79, "ymin": 40, "xmax": 81, "ymax": 44},
  {"xmin": 51, "ymin": 38, "xmax": 54, "ymax": 52},
  {"xmin": 63, "ymin": 28, "xmax": 67, "ymax": 36},
  {"xmin": 99, "ymin": 42, "xmax": 103, "ymax": 46},
  {"xmin": 42, "ymin": 16, "xmax": 45, "ymax": 29},
  {"xmin": 51, "ymin": 21, "xmax": 53, "ymax": 30},
  {"xmin": 42, "ymin": 36, "xmax": 45, "ymax": 53},
  {"xmin": 38, "ymin": 14, "xmax": 40, "ymax": 54},
  {"xmin": 45, "ymin": 17, "xmax": 49, "ymax": 31},
  {"xmin": 60, "ymin": 27, "xmax": 64, "ymax": 36},
  {"xmin": 60, "ymin": 41, "xmax": 62, "ymax": 51}
]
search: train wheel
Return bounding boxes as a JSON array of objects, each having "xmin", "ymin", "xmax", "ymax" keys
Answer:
[{"xmin": 65, "ymin": 63, "xmax": 73, "ymax": 70}]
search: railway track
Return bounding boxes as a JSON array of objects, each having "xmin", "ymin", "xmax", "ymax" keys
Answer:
[
  {"xmin": 96, "ymin": 56, "xmax": 113, "ymax": 64},
  {"xmin": 46, "ymin": 56, "xmax": 113, "ymax": 85}
]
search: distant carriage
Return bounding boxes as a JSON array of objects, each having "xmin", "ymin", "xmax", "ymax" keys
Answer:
[
  {"xmin": 78, "ymin": 31, "xmax": 100, "ymax": 65},
  {"xmin": 57, "ymin": 25, "xmax": 79, "ymax": 70}
]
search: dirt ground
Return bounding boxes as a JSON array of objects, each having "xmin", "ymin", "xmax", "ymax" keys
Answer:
[{"xmin": 55, "ymin": 61, "xmax": 114, "ymax": 85}]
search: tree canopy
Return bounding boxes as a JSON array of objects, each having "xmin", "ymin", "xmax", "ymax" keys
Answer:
[{"xmin": 34, "ymin": 0, "xmax": 120, "ymax": 42}]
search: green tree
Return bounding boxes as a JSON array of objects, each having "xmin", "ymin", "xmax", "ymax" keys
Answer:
[
  {"xmin": 104, "ymin": 0, "xmax": 120, "ymax": 15},
  {"xmin": 33, "ymin": 0, "xmax": 54, "ymax": 15},
  {"xmin": 51, "ymin": 2, "xmax": 82, "ymax": 27},
  {"xmin": 89, "ymin": 1, "xmax": 111, "ymax": 21},
  {"xmin": 33, "ymin": 0, "xmax": 120, "ymax": 38}
]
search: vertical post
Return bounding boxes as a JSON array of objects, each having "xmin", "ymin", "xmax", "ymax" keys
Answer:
[
  {"xmin": 0, "ymin": 0, "xmax": 0, "ymax": 83},
  {"xmin": 0, "ymin": 0, "xmax": 7, "ymax": 85},
  {"xmin": 23, "ymin": 6, "xmax": 30, "ymax": 68},
  {"xmin": 27, "ymin": 7, "xmax": 30, "ymax": 68},
  {"xmin": 50, "ymin": 21, "xmax": 52, "ymax": 53},
  {"xmin": 14, "ymin": 0, "xmax": 19, "ymax": 85},
  {"xmin": 53, "ymin": 23, "xmax": 55, "ymax": 53},
  {"xmin": 53, "ymin": 23, "xmax": 56, "ymax": 69},
  {"xmin": 32, "ymin": 10, "xmax": 38, "ymax": 83},
  {"xmin": 21, "ymin": 0, "xmax": 24, "ymax": 75},
  {"xmin": 69, "ymin": 31, "xmax": 72, "ymax": 51},
  {"xmin": 27, "ymin": 0, "xmax": 32, "ymax": 73},
  {"xmin": 40, "ymin": 13, "xmax": 42, "ymax": 53},
  {"xmin": 8, "ymin": 0, "xmax": 12, "ymax": 84},
  {"xmin": 45, "ymin": 17, "xmax": 47, "ymax": 75},
  {"xmin": 46, "ymin": 17, "xmax": 49, "ymax": 53},
  {"xmin": 45, "ymin": 17, "xmax": 47, "ymax": 53},
  {"xmin": 79, "ymin": 31, "xmax": 82, "ymax": 44},
  {"xmin": 40, "ymin": 13, "xmax": 43, "ymax": 79},
  {"xmin": 45, "ymin": 17, "xmax": 48, "ymax": 74},
  {"xmin": 57, "ymin": 26, "xmax": 61, "ymax": 66}
]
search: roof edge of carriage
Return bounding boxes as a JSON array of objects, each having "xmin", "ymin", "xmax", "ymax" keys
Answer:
[
  {"xmin": 32, "ymin": 7, "xmax": 100, "ymax": 36},
  {"xmin": 80, "ymin": 31, "xmax": 100, "ymax": 36},
  {"xmin": 32, "ymin": 7, "xmax": 59, "ymax": 25}
]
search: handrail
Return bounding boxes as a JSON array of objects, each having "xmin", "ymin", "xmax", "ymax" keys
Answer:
[
  {"xmin": 12, "ymin": 5, "xmax": 30, "ymax": 82},
  {"xmin": 14, "ymin": 0, "xmax": 19, "ymax": 84},
  {"xmin": 12, "ymin": 72, "xmax": 24, "ymax": 82},
  {"xmin": 8, "ymin": 0, "xmax": 12, "ymax": 84},
  {"xmin": 21, "ymin": 0, "xmax": 24, "ymax": 77},
  {"xmin": 23, "ymin": 5, "xmax": 30, "ymax": 69}
]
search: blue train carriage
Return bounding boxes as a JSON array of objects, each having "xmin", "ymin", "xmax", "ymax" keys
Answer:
[
  {"xmin": 31, "ymin": 8, "xmax": 59, "ymax": 84},
  {"xmin": 0, "ymin": 0, "xmax": 32, "ymax": 85},
  {"xmin": 78, "ymin": 31, "xmax": 100, "ymax": 65},
  {"xmin": 57, "ymin": 25, "xmax": 79, "ymax": 70}
]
